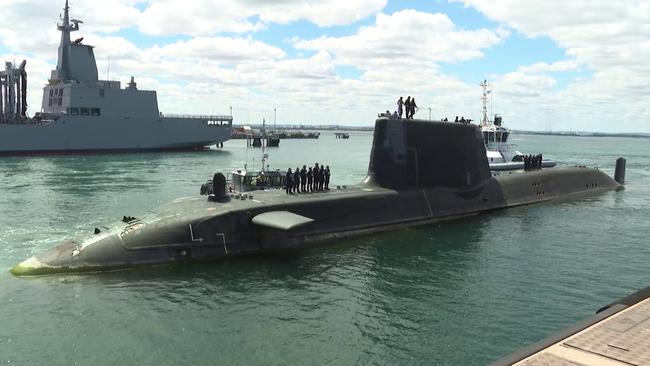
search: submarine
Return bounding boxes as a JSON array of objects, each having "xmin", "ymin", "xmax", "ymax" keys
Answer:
[{"xmin": 11, "ymin": 118, "xmax": 626, "ymax": 275}]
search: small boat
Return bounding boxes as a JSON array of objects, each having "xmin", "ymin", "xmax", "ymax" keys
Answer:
[
  {"xmin": 335, "ymin": 132, "xmax": 350, "ymax": 139},
  {"xmin": 244, "ymin": 119, "xmax": 280, "ymax": 147},
  {"xmin": 266, "ymin": 134, "xmax": 280, "ymax": 147},
  {"xmin": 229, "ymin": 166, "xmax": 286, "ymax": 192}
]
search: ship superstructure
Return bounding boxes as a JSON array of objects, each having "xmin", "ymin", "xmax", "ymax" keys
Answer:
[
  {"xmin": 0, "ymin": 1, "xmax": 232, "ymax": 154},
  {"xmin": 479, "ymin": 80, "xmax": 522, "ymax": 163}
]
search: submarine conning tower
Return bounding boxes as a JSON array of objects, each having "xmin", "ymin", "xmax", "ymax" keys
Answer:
[{"xmin": 366, "ymin": 118, "xmax": 491, "ymax": 190}]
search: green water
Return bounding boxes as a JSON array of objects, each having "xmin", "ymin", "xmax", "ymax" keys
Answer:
[{"xmin": 1, "ymin": 132, "xmax": 649, "ymax": 365}]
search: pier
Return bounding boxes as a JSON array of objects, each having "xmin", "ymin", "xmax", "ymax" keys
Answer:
[{"xmin": 492, "ymin": 286, "xmax": 650, "ymax": 365}]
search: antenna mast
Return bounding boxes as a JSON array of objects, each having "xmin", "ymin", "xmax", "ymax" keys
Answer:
[
  {"xmin": 480, "ymin": 79, "xmax": 492, "ymax": 127},
  {"xmin": 261, "ymin": 118, "xmax": 267, "ymax": 172}
]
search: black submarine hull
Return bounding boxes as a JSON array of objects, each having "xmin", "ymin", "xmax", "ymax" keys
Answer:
[{"xmin": 11, "ymin": 119, "xmax": 622, "ymax": 275}]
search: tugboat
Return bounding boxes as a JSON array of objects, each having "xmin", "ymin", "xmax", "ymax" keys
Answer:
[{"xmin": 479, "ymin": 80, "xmax": 556, "ymax": 171}]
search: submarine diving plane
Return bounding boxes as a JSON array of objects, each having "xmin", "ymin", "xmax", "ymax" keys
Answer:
[{"xmin": 11, "ymin": 118, "xmax": 625, "ymax": 275}]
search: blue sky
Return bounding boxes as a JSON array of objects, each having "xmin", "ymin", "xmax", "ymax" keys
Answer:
[
  {"xmin": 0, "ymin": 0, "xmax": 648, "ymax": 132},
  {"xmin": 101, "ymin": 0, "xmax": 589, "ymax": 92},
  {"xmin": 107, "ymin": 0, "xmax": 572, "ymax": 80}
]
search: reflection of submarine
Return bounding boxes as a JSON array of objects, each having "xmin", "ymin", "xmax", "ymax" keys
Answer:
[{"xmin": 11, "ymin": 119, "xmax": 625, "ymax": 275}]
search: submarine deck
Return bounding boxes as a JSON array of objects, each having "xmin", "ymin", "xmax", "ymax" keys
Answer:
[{"xmin": 492, "ymin": 286, "xmax": 650, "ymax": 366}]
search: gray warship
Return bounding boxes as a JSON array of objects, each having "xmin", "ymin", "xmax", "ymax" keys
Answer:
[
  {"xmin": 11, "ymin": 117, "xmax": 625, "ymax": 275},
  {"xmin": 0, "ymin": 1, "xmax": 232, "ymax": 155}
]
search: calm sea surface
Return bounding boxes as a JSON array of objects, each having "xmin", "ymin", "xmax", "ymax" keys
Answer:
[{"xmin": 1, "ymin": 132, "xmax": 649, "ymax": 365}]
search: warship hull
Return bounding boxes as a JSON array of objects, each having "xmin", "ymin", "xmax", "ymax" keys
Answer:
[
  {"xmin": 11, "ymin": 118, "xmax": 624, "ymax": 276},
  {"xmin": 0, "ymin": 116, "xmax": 230, "ymax": 154}
]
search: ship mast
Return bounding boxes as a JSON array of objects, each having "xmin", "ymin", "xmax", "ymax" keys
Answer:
[
  {"xmin": 55, "ymin": 0, "xmax": 80, "ymax": 81},
  {"xmin": 261, "ymin": 118, "xmax": 267, "ymax": 172},
  {"xmin": 480, "ymin": 79, "xmax": 492, "ymax": 127}
]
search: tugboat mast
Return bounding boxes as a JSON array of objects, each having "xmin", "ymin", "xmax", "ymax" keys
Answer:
[{"xmin": 480, "ymin": 79, "xmax": 492, "ymax": 127}]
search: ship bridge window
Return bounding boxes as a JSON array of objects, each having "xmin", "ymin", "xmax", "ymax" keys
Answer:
[
  {"xmin": 91, "ymin": 108, "xmax": 100, "ymax": 116},
  {"xmin": 80, "ymin": 108, "xmax": 89, "ymax": 116},
  {"xmin": 70, "ymin": 107, "xmax": 79, "ymax": 116}
]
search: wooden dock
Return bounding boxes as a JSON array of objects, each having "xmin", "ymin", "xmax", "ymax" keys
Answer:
[{"xmin": 492, "ymin": 286, "xmax": 650, "ymax": 365}]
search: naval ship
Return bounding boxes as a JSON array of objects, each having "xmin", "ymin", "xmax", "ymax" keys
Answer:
[{"xmin": 0, "ymin": 1, "xmax": 232, "ymax": 155}]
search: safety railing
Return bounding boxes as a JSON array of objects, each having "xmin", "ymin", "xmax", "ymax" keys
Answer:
[{"xmin": 161, "ymin": 114, "xmax": 233, "ymax": 121}]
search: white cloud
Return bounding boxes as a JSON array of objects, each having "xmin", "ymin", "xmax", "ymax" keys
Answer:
[
  {"xmin": 295, "ymin": 10, "xmax": 507, "ymax": 69},
  {"xmin": 0, "ymin": 0, "xmax": 140, "ymax": 55},
  {"xmin": 453, "ymin": 0, "xmax": 650, "ymax": 132},
  {"xmin": 517, "ymin": 60, "xmax": 581, "ymax": 74},
  {"xmin": 149, "ymin": 37, "xmax": 286, "ymax": 63},
  {"xmin": 138, "ymin": 0, "xmax": 388, "ymax": 36},
  {"xmin": 3, "ymin": 1, "xmax": 649, "ymax": 132}
]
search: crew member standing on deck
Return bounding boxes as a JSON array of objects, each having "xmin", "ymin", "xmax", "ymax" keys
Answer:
[
  {"xmin": 307, "ymin": 167, "xmax": 314, "ymax": 192},
  {"xmin": 300, "ymin": 165, "xmax": 307, "ymax": 192},
  {"xmin": 404, "ymin": 97, "xmax": 412, "ymax": 120},
  {"xmin": 285, "ymin": 168, "xmax": 293, "ymax": 194},
  {"xmin": 294, "ymin": 167, "xmax": 301, "ymax": 193},
  {"xmin": 325, "ymin": 165, "xmax": 331, "ymax": 190},
  {"xmin": 314, "ymin": 163, "xmax": 320, "ymax": 191},
  {"xmin": 319, "ymin": 165, "xmax": 325, "ymax": 191},
  {"xmin": 410, "ymin": 98, "xmax": 418, "ymax": 119},
  {"xmin": 397, "ymin": 97, "xmax": 404, "ymax": 119}
]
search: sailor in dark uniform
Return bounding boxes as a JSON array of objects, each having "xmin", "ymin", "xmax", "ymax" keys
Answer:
[
  {"xmin": 300, "ymin": 165, "xmax": 307, "ymax": 192},
  {"xmin": 313, "ymin": 163, "xmax": 320, "ymax": 191},
  {"xmin": 307, "ymin": 167, "xmax": 313, "ymax": 192},
  {"xmin": 319, "ymin": 166, "xmax": 325, "ymax": 190},
  {"xmin": 294, "ymin": 167, "xmax": 301, "ymax": 193},
  {"xmin": 285, "ymin": 168, "xmax": 293, "ymax": 194},
  {"xmin": 404, "ymin": 97, "xmax": 412, "ymax": 120},
  {"xmin": 324, "ymin": 165, "xmax": 330, "ymax": 190}
]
